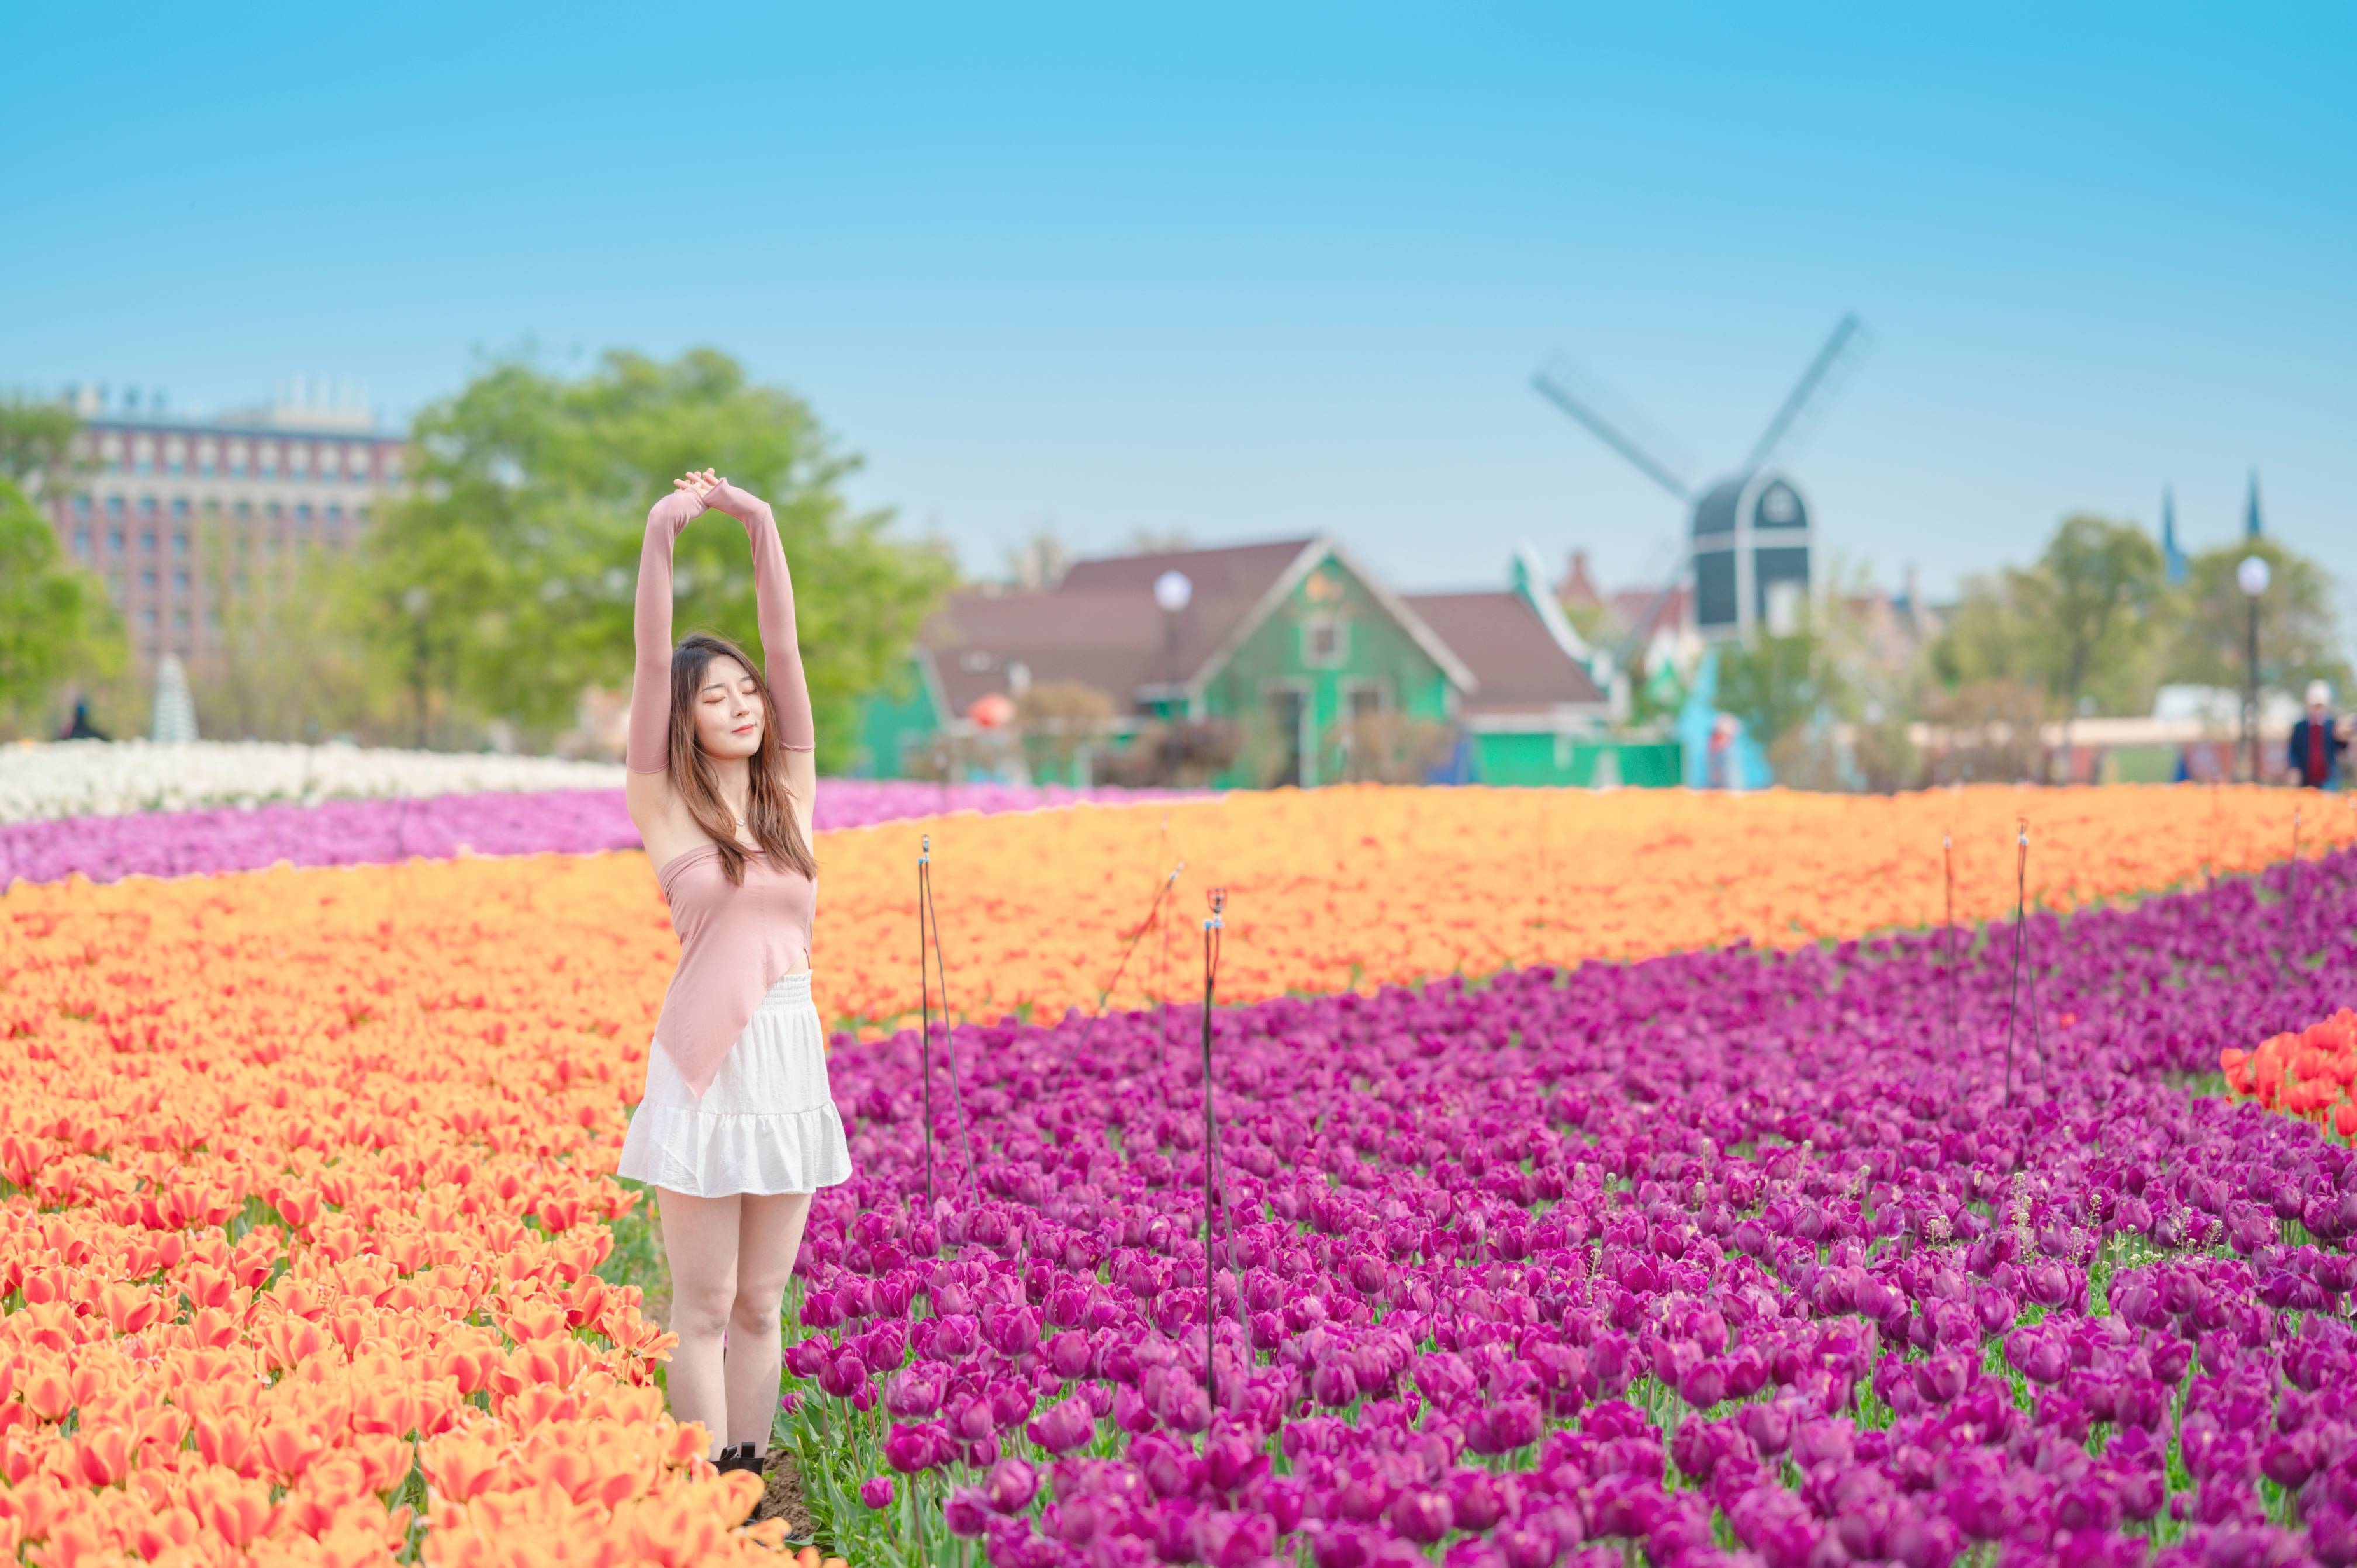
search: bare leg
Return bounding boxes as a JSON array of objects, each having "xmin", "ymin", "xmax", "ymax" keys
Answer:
[
  {"xmin": 727, "ymin": 1192, "xmax": 815, "ymax": 1453},
  {"xmin": 656, "ymin": 1187, "xmax": 741, "ymax": 1460}
]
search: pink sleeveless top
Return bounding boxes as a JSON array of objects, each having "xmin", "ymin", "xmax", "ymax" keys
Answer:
[{"xmin": 652, "ymin": 843, "xmax": 818, "ymax": 1099}]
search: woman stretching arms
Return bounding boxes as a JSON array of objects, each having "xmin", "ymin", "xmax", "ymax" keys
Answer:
[{"xmin": 616, "ymin": 467, "xmax": 852, "ymax": 1484}]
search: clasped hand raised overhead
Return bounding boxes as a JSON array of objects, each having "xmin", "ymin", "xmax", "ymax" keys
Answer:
[{"xmin": 673, "ymin": 468, "xmax": 720, "ymax": 506}]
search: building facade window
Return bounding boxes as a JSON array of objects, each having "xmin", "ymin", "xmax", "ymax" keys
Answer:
[
  {"xmin": 106, "ymin": 496, "xmax": 125, "ymax": 520},
  {"xmin": 73, "ymin": 494, "xmax": 90, "ymax": 518},
  {"xmin": 201, "ymin": 499, "xmax": 220, "ymax": 518},
  {"xmin": 172, "ymin": 570, "xmax": 190, "ymax": 594},
  {"xmin": 228, "ymin": 441, "xmax": 249, "ymax": 476},
  {"xmin": 326, "ymin": 503, "xmax": 343, "ymax": 524},
  {"xmin": 355, "ymin": 505, "xmax": 371, "ymax": 525},
  {"xmin": 165, "ymin": 438, "xmax": 187, "ymax": 475},
  {"xmin": 171, "ymin": 498, "xmax": 189, "ymax": 520},
  {"xmin": 140, "ymin": 569, "xmax": 158, "ymax": 590},
  {"xmin": 233, "ymin": 500, "xmax": 252, "ymax": 521},
  {"xmin": 1301, "ymin": 615, "xmax": 1347, "ymax": 669},
  {"xmin": 288, "ymin": 445, "xmax": 310, "ymax": 477},
  {"xmin": 100, "ymin": 434, "xmax": 123, "ymax": 470},
  {"xmin": 141, "ymin": 607, "xmax": 158, "ymax": 629},
  {"xmin": 172, "ymin": 531, "xmax": 188, "ymax": 555},
  {"xmin": 107, "ymin": 529, "xmax": 125, "ymax": 552},
  {"xmin": 265, "ymin": 502, "xmax": 283, "ymax": 521},
  {"xmin": 258, "ymin": 445, "xmax": 278, "ymax": 476},
  {"xmin": 140, "ymin": 531, "xmax": 157, "ymax": 553},
  {"xmin": 139, "ymin": 497, "xmax": 158, "ymax": 520},
  {"xmin": 197, "ymin": 439, "xmax": 217, "ymax": 476},
  {"xmin": 72, "ymin": 529, "xmax": 91, "ymax": 557}
]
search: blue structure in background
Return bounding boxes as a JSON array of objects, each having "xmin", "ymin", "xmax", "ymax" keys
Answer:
[
  {"xmin": 2162, "ymin": 487, "xmax": 2187, "ymax": 587},
  {"xmin": 1677, "ymin": 646, "xmax": 1773, "ymax": 790}
]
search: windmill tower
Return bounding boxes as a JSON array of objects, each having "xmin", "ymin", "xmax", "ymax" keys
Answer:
[{"xmin": 1533, "ymin": 314, "xmax": 1869, "ymax": 645}]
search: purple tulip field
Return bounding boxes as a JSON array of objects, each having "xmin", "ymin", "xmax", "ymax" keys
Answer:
[
  {"xmin": 774, "ymin": 848, "xmax": 2357, "ymax": 1568},
  {"xmin": 0, "ymin": 780, "xmax": 1204, "ymax": 887}
]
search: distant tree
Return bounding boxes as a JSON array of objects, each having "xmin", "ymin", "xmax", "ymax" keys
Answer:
[
  {"xmin": 364, "ymin": 348, "xmax": 953, "ymax": 767},
  {"xmin": 1017, "ymin": 680, "xmax": 1117, "ymax": 781},
  {"xmin": 1002, "ymin": 528, "xmax": 1072, "ymax": 590},
  {"xmin": 2164, "ymin": 538, "xmax": 2349, "ymax": 698},
  {"xmin": 1919, "ymin": 679, "xmax": 2049, "ymax": 784},
  {"xmin": 1929, "ymin": 515, "xmax": 2167, "ymax": 723},
  {"xmin": 1719, "ymin": 621, "xmax": 1843, "ymax": 751},
  {"xmin": 2020, "ymin": 516, "xmax": 2165, "ymax": 723},
  {"xmin": 0, "ymin": 396, "xmax": 83, "ymax": 489},
  {"xmin": 1928, "ymin": 567, "xmax": 2044, "ymax": 694},
  {"xmin": 1126, "ymin": 527, "xmax": 1195, "ymax": 555},
  {"xmin": 0, "ymin": 477, "xmax": 126, "ymax": 738}
]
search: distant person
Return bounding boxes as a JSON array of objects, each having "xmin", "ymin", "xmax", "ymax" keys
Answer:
[
  {"xmin": 60, "ymin": 698, "xmax": 108, "ymax": 741},
  {"xmin": 2286, "ymin": 680, "xmax": 2346, "ymax": 790},
  {"xmin": 611, "ymin": 468, "xmax": 850, "ymax": 1508}
]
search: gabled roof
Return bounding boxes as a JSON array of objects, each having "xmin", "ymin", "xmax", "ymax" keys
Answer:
[
  {"xmin": 918, "ymin": 589, "xmax": 1169, "ymax": 719},
  {"xmin": 1059, "ymin": 539, "xmax": 1317, "ymax": 693},
  {"xmin": 913, "ymin": 535, "xmax": 1486, "ymax": 723},
  {"xmin": 1404, "ymin": 591, "xmax": 1607, "ymax": 719}
]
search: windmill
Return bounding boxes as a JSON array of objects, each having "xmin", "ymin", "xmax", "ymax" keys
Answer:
[{"xmin": 1532, "ymin": 313, "xmax": 1869, "ymax": 649}]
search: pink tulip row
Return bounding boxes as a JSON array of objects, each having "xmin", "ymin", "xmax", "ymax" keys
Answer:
[{"xmin": 0, "ymin": 780, "xmax": 1207, "ymax": 887}]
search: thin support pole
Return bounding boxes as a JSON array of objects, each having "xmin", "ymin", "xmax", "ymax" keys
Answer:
[
  {"xmin": 2001, "ymin": 823, "xmax": 2027, "ymax": 1106},
  {"xmin": 1943, "ymin": 834, "xmax": 1957, "ymax": 1060},
  {"xmin": 1074, "ymin": 866, "xmax": 1183, "ymax": 1056},
  {"xmin": 917, "ymin": 837, "xmax": 936, "ymax": 1210},
  {"xmin": 1201, "ymin": 887, "xmax": 1225, "ymax": 1417},
  {"xmin": 921, "ymin": 848, "xmax": 980, "ymax": 1197}
]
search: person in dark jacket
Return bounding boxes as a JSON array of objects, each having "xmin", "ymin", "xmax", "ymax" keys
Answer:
[
  {"xmin": 2287, "ymin": 681, "xmax": 2345, "ymax": 789},
  {"xmin": 60, "ymin": 697, "xmax": 109, "ymax": 741}
]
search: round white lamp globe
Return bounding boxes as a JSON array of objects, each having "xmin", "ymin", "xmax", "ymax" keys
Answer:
[
  {"xmin": 2237, "ymin": 555, "xmax": 2272, "ymax": 597},
  {"xmin": 1153, "ymin": 570, "xmax": 1193, "ymax": 614}
]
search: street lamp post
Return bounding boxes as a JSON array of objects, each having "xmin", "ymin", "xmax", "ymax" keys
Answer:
[
  {"xmin": 2237, "ymin": 554, "xmax": 2270, "ymax": 784},
  {"xmin": 1153, "ymin": 570, "xmax": 1193, "ymax": 711}
]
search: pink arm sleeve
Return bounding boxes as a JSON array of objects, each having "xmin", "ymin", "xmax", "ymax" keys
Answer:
[
  {"xmin": 625, "ymin": 490, "xmax": 707, "ymax": 774},
  {"xmin": 701, "ymin": 480, "xmax": 816, "ymax": 751}
]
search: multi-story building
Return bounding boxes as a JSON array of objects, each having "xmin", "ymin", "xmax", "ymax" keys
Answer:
[{"xmin": 40, "ymin": 382, "xmax": 407, "ymax": 671}]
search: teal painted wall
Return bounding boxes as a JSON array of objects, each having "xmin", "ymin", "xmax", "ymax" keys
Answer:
[
  {"xmin": 1193, "ymin": 552, "xmax": 1454, "ymax": 788},
  {"xmin": 852, "ymin": 655, "xmax": 940, "ymax": 779},
  {"xmin": 1472, "ymin": 733, "xmax": 1684, "ymax": 788}
]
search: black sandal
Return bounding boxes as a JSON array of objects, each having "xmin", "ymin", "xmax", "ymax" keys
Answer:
[{"xmin": 715, "ymin": 1442, "xmax": 759, "ymax": 1474}]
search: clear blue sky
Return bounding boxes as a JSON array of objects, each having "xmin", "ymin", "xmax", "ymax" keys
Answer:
[{"xmin": 6, "ymin": 3, "xmax": 2352, "ymax": 624}]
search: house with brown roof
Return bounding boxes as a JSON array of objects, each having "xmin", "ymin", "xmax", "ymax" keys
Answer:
[
  {"xmin": 853, "ymin": 537, "xmax": 1687, "ymax": 788},
  {"xmin": 853, "ymin": 536, "xmax": 1477, "ymax": 788}
]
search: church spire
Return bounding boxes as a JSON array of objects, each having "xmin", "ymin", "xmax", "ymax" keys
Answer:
[{"xmin": 2162, "ymin": 486, "xmax": 2187, "ymax": 586}]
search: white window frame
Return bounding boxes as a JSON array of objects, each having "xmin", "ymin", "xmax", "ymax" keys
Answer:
[{"xmin": 1301, "ymin": 613, "xmax": 1347, "ymax": 669}]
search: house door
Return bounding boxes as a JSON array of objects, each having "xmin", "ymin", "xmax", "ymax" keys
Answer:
[{"xmin": 1264, "ymin": 686, "xmax": 1306, "ymax": 787}]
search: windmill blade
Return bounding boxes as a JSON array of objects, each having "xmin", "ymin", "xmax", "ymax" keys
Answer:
[
  {"xmin": 1532, "ymin": 356, "xmax": 1695, "ymax": 502},
  {"xmin": 1740, "ymin": 312, "xmax": 1870, "ymax": 480}
]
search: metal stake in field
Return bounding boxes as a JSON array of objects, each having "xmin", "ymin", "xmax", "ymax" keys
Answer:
[
  {"xmin": 920, "ymin": 836, "xmax": 980, "ymax": 1200},
  {"xmin": 1943, "ymin": 834, "xmax": 1957, "ymax": 1058},
  {"xmin": 1074, "ymin": 864, "xmax": 1184, "ymax": 1057},
  {"xmin": 2001, "ymin": 823, "xmax": 2028, "ymax": 1106},
  {"xmin": 917, "ymin": 836, "xmax": 938, "ymax": 1209},
  {"xmin": 1200, "ymin": 886, "xmax": 1226, "ymax": 1416}
]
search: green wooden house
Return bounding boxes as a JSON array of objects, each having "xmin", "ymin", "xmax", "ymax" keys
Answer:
[
  {"xmin": 854, "ymin": 536, "xmax": 1474, "ymax": 787},
  {"xmin": 852, "ymin": 537, "xmax": 1679, "ymax": 788}
]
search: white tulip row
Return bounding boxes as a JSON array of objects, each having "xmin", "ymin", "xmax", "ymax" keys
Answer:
[{"xmin": 0, "ymin": 739, "xmax": 626, "ymax": 824}]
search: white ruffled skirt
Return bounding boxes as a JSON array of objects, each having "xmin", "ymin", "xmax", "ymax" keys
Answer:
[{"xmin": 617, "ymin": 971, "xmax": 853, "ymax": 1197}]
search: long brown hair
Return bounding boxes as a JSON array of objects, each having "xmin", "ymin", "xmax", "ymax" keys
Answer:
[{"xmin": 665, "ymin": 632, "xmax": 819, "ymax": 885}]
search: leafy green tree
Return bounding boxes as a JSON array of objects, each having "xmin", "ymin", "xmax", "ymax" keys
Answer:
[
  {"xmin": 1719, "ymin": 619, "xmax": 1843, "ymax": 751},
  {"xmin": 1930, "ymin": 515, "xmax": 2168, "ymax": 721},
  {"xmin": 2165, "ymin": 538, "xmax": 2349, "ymax": 698},
  {"xmin": 0, "ymin": 477, "xmax": 126, "ymax": 737},
  {"xmin": 361, "ymin": 348, "xmax": 953, "ymax": 764},
  {"xmin": 0, "ymin": 396, "xmax": 82, "ymax": 487},
  {"xmin": 2018, "ymin": 516, "xmax": 2164, "ymax": 720}
]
